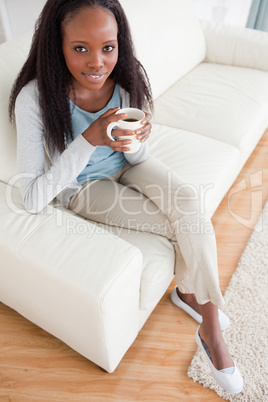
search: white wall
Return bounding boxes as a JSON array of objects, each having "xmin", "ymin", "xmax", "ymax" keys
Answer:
[
  {"xmin": 0, "ymin": 0, "xmax": 46, "ymax": 42},
  {"xmin": 192, "ymin": 0, "xmax": 252, "ymax": 27},
  {"xmin": 0, "ymin": 0, "xmax": 253, "ymax": 45}
]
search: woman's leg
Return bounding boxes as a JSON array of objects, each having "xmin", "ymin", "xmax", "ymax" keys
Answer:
[
  {"xmin": 119, "ymin": 156, "xmax": 224, "ymax": 307},
  {"xmin": 119, "ymin": 156, "xmax": 237, "ymax": 375},
  {"xmin": 176, "ymin": 287, "xmax": 201, "ymax": 315},
  {"xmin": 69, "ymin": 175, "xmax": 173, "ymax": 236}
]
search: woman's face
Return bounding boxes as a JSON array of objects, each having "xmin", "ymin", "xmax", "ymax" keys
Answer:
[{"xmin": 62, "ymin": 6, "xmax": 118, "ymax": 93}]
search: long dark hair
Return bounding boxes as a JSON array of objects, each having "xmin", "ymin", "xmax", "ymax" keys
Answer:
[{"xmin": 9, "ymin": 0, "xmax": 153, "ymax": 155}]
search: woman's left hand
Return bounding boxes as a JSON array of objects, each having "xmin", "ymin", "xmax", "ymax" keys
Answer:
[{"xmin": 135, "ymin": 112, "xmax": 152, "ymax": 143}]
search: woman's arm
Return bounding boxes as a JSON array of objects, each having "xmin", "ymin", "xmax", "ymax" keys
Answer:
[{"xmin": 15, "ymin": 82, "xmax": 95, "ymax": 213}]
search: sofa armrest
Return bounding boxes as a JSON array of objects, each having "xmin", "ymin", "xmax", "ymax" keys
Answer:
[
  {"xmin": 0, "ymin": 183, "xmax": 143, "ymax": 372},
  {"xmin": 201, "ymin": 20, "xmax": 268, "ymax": 71}
]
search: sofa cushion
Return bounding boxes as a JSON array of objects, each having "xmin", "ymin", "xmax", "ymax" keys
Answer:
[
  {"xmin": 149, "ymin": 124, "xmax": 241, "ymax": 217},
  {"xmin": 120, "ymin": 0, "xmax": 206, "ymax": 99},
  {"xmin": 153, "ymin": 63, "xmax": 268, "ymax": 161},
  {"xmin": 60, "ymin": 206, "xmax": 175, "ymax": 315},
  {"xmin": 46, "ymin": 202, "xmax": 175, "ymax": 318},
  {"xmin": 98, "ymin": 224, "xmax": 175, "ymax": 314}
]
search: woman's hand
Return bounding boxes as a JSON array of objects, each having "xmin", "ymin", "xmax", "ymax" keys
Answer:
[
  {"xmin": 82, "ymin": 108, "xmax": 152, "ymax": 152},
  {"xmin": 135, "ymin": 112, "xmax": 152, "ymax": 143},
  {"xmin": 82, "ymin": 107, "xmax": 134, "ymax": 152}
]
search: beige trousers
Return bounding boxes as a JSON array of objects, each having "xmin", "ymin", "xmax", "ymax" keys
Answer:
[{"xmin": 69, "ymin": 156, "xmax": 224, "ymax": 308}]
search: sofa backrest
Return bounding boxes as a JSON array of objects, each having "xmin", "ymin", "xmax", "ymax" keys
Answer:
[
  {"xmin": 0, "ymin": 0, "xmax": 206, "ymax": 186},
  {"xmin": 120, "ymin": 0, "xmax": 206, "ymax": 99},
  {"xmin": 0, "ymin": 32, "xmax": 32, "ymax": 185}
]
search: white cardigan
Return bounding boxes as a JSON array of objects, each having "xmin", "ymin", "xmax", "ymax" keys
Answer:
[{"xmin": 15, "ymin": 80, "xmax": 149, "ymax": 213}]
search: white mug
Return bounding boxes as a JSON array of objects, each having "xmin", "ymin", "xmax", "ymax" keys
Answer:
[{"xmin": 106, "ymin": 108, "xmax": 145, "ymax": 153}]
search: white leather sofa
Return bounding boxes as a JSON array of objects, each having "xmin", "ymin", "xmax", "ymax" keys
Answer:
[{"xmin": 1, "ymin": 0, "xmax": 268, "ymax": 373}]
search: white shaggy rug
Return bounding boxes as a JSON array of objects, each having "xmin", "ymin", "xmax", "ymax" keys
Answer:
[{"xmin": 188, "ymin": 201, "xmax": 268, "ymax": 401}]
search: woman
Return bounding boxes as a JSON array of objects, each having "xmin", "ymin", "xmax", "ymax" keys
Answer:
[{"xmin": 9, "ymin": 0, "xmax": 243, "ymax": 393}]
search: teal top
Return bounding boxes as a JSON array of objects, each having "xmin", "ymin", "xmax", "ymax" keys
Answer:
[{"xmin": 69, "ymin": 84, "xmax": 127, "ymax": 182}]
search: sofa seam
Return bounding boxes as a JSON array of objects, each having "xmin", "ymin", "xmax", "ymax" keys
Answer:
[{"xmin": 16, "ymin": 212, "xmax": 57, "ymax": 255}]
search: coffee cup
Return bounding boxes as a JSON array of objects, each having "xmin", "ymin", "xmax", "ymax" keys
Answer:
[{"xmin": 106, "ymin": 107, "xmax": 145, "ymax": 153}]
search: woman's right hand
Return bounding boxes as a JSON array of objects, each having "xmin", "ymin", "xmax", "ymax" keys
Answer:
[{"xmin": 82, "ymin": 107, "xmax": 135, "ymax": 152}]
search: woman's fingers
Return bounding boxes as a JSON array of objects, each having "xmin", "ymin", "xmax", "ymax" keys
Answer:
[
  {"xmin": 102, "ymin": 107, "xmax": 128, "ymax": 123},
  {"xmin": 135, "ymin": 121, "xmax": 152, "ymax": 142},
  {"xmin": 109, "ymin": 139, "xmax": 132, "ymax": 152},
  {"xmin": 111, "ymin": 128, "xmax": 136, "ymax": 138},
  {"xmin": 141, "ymin": 112, "xmax": 152, "ymax": 125}
]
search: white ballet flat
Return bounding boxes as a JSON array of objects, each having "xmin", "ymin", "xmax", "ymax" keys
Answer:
[
  {"xmin": 195, "ymin": 326, "xmax": 243, "ymax": 394},
  {"xmin": 170, "ymin": 286, "xmax": 230, "ymax": 330}
]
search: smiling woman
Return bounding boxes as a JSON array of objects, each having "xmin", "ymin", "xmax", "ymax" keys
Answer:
[
  {"xmin": 62, "ymin": 7, "xmax": 119, "ymax": 111},
  {"xmin": 9, "ymin": 0, "xmax": 153, "ymax": 156},
  {"xmin": 8, "ymin": 0, "xmax": 244, "ymax": 394}
]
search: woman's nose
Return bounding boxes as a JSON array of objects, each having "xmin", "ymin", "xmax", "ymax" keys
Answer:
[{"xmin": 87, "ymin": 52, "xmax": 104, "ymax": 70}]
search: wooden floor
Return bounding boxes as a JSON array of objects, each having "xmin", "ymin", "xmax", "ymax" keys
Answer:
[{"xmin": 1, "ymin": 129, "xmax": 268, "ymax": 402}]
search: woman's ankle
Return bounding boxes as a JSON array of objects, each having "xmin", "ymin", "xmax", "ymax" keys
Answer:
[
  {"xmin": 199, "ymin": 322, "xmax": 234, "ymax": 370},
  {"xmin": 176, "ymin": 288, "xmax": 201, "ymax": 315}
]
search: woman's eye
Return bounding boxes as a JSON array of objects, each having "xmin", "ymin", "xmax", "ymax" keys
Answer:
[
  {"xmin": 74, "ymin": 46, "xmax": 87, "ymax": 53},
  {"xmin": 103, "ymin": 45, "xmax": 115, "ymax": 53}
]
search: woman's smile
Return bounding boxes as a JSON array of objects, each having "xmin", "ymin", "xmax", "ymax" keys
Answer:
[{"xmin": 83, "ymin": 72, "xmax": 107, "ymax": 83}]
